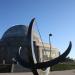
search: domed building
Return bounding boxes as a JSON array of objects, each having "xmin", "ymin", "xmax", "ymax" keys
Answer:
[
  {"xmin": 0, "ymin": 25, "xmax": 29, "ymax": 64},
  {"xmin": 0, "ymin": 25, "xmax": 59, "ymax": 72}
]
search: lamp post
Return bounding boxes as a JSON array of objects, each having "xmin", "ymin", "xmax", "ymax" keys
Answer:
[
  {"xmin": 45, "ymin": 33, "xmax": 52, "ymax": 75},
  {"xmin": 49, "ymin": 33, "xmax": 52, "ymax": 60}
]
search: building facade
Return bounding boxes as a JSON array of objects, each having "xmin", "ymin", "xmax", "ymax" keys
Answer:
[
  {"xmin": 33, "ymin": 31, "xmax": 59, "ymax": 62},
  {"xmin": 0, "ymin": 25, "xmax": 59, "ymax": 72}
]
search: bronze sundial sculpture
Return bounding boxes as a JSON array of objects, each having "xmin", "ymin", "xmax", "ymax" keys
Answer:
[
  {"xmin": 0, "ymin": 18, "xmax": 72, "ymax": 75},
  {"xmin": 15, "ymin": 18, "xmax": 72, "ymax": 75}
]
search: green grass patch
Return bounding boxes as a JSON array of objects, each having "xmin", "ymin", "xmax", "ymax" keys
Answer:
[{"xmin": 51, "ymin": 63, "xmax": 75, "ymax": 71}]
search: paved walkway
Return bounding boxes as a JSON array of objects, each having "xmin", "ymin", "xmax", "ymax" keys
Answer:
[
  {"xmin": 0, "ymin": 70, "xmax": 75, "ymax": 75},
  {"xmin": 50, "ymin": 70, "xmax": 75, "ymax": 75}
]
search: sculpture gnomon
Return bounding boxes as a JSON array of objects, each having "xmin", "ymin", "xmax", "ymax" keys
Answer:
[{"xmin": 15, "ymin": 18, "xmax": 72, "ymax": 75}]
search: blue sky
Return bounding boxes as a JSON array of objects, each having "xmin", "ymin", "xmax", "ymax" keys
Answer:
[{"xmin": 0, "ymin": 0, "xmax": 75, "ymax": 59}]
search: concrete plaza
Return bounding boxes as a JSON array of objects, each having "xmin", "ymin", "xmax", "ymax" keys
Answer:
[{"xmin": 0, "ymin": 70, "xmax": 75, "ymax": 75}]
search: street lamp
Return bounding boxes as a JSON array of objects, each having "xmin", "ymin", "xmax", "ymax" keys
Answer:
[
  {"xmin": 49, "ymin": 33, "xmax": 52, "ymax": 60},
  {"xmin": 45, "ymin": 33, "xmax": 52, "ymax": 75}
]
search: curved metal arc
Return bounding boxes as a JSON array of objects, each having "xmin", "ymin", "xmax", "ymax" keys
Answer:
[
  {"xmin": 34, "ymin": 41, "xmax": 72, "ymax": 69},
  {"xmin": 15, "ymin": 18, "xmax": 72, "ymax": 70},
  {"xmin": 15, "ymin": 18, "xmax": 36, "ymax": 68},
  {"xmin": 26, "ymin": 18, "xmax": 38, "ymax": 75},
  {"xmin": 16, "ymin": 41, "xmax": 72, "ymax": 69},
  {"xmin": 27, "ymin": 18, "xmax": 35, "ymax": 40},
  {"xmin": 26, "ymin": 18, "xmax": 36, "ymax": 63},
  {"xmin": 27, "ymin": 18, "xmax": 37, "ymax": 63}
]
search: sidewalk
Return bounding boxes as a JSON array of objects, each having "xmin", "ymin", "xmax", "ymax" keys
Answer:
[
  {"xmin": 50, "ymin": 70, "xmax": 75, "ymax": 75},
  {"xmin": 0, "ymin": 70, "xmax": 75, "ymax": 75}
]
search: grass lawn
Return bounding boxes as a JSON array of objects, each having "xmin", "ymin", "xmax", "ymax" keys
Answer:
[{"xmin": 51, "ymin": 63, "xmax": 75, "ymax": 71}]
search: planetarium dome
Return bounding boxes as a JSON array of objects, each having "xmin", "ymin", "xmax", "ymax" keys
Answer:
[
  {"xmin": 1, "ymin": 25, "xmax": 41, "ymax": 44},
  {"xmin": 0, "ymin": 25, "xmax": 41, "ymax": 64},
  {"xmin": 1, "ymin": 25, "xmax": 28, "ymax": 40}
]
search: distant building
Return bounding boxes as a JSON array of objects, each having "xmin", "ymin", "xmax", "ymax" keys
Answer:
[
  {"xmin": 0, "ymin": 25, "xmax": 59, "ymax": 72},
  {"xmin": 33, "ymin": 31, "xmax": 59, "ymax": 62}
]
